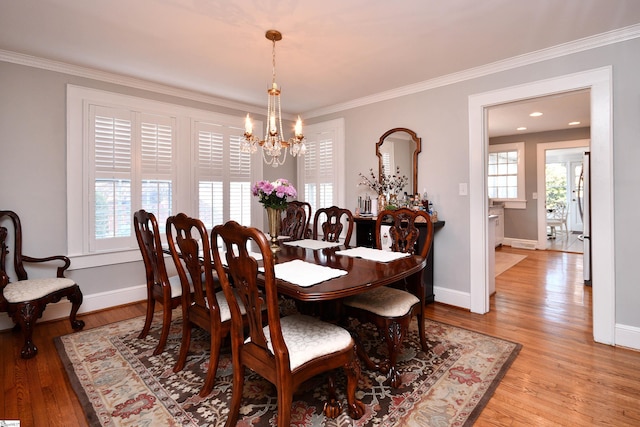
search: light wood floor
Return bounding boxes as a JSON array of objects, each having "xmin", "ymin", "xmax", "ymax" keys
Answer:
[{"xmin": 2, "ymin": 247, "xmax": 639, "ymax": 426}]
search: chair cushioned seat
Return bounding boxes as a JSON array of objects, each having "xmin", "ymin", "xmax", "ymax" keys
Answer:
[
  {"xmin": 260, "ymin": 314, "xmax": 353, "ymax": 370},
  {"xmin": 168, "ymin": 275, "xmax": 184, "ymax": 297},
  {"xmin": 205, "ymin": 290, "xmax": 247, "ymax": 322},
  {"xmin": 343, "ymin": 286, "xmax": 419, "ymax": 318},
  {"xmin": 3, "ymin": 278, "xmax": 76, "ymax": 303}
]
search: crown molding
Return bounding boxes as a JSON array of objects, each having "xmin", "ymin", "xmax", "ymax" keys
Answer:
[
  {"xmin": 304, "ymin": 23, "xmax": 640, "ymax": 118},
  {"xmin": 0, "ymin": 49, "xmax": 266, "ymax": 116},
  {"xmin": 2, "ymin": 23, "xmax": 639, "ymax": 120}
]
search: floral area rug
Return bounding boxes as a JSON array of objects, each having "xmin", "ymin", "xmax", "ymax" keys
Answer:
[{"xmin": 55, "ymin": 307, "xmax": 521, "ymax": 426}]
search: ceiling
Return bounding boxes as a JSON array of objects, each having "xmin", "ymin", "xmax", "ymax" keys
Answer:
[{"xmin": 1, "ymin": 0, "xmax": 639, "ymax": 135}]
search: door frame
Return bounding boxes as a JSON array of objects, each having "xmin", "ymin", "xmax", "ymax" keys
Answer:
[
  {"xmin": 536, "ymin": 140, "xmax": 590, "ymax": 247},
  {"xmin": 468, "ymin": 67, "xmax": 615, "ymax": 345}
]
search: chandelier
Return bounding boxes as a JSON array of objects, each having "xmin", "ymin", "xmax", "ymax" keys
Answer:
[{"xmin": 241, "ymin": 30, "xmax": 306, "ymax": 168}]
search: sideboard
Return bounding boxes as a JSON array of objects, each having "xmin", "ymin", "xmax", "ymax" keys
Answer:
[{"xmin": 353, "ymin": 216, "xmax": 445, "ymax": 304}]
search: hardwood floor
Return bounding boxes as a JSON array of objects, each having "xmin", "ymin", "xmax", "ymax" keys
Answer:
[{"xmin": 2, "ymin": 248, "xmax": 640, "ymax": 426}]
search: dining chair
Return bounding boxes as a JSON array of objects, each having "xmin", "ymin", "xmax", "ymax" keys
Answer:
[
  {"xmin": 211, "ymin": 220, "xmax": 365, "ymax": 427},
  {"xmin": 342, "ymin": 207, "xmax": 434, "ymax": 388},
  {"xmin": 0, "ymin": 210, "xmax": 85, "ymax": 359},
  {"xmin": 133, "ymin": 209, "xmax": 186, "ymax": 355},
  {"xmin": 280, "ymin": 202, "xmax": 307, "ymax": 240},
  {"xmin": 165, "ymin": 213, "xmax": 235, "ymax": 397},
  {"xmin": 546, "ymin": 202, "xmax": 568, "ymax": 239},
  {"xmin": 288, "ymin": 200, "xmax": 312, "ymax": 238},
  {"xmin": 312, "ymin": 206, "xmax": 354, "ymax": 244}
]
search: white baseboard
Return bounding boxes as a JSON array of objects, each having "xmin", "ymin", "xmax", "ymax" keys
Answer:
[
  {"xmin": 0, "ymin": 284, "xmax": 146, "ymax": 331},
  {"xmin": 434, "ymin": 286, "xmax": 470, "ymax": 310},
  {"xmin": 615, "ymin": 323, "xmax": 640, "ymax": 351},
  {"xmin": 504, "ymin": 237, "xmax": 539, "ymax": 250}
]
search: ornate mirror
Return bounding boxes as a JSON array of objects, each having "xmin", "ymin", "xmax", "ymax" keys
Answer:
[{"xmin": 376, "ymin": 128, "xmax": 421, "ymax": 196}]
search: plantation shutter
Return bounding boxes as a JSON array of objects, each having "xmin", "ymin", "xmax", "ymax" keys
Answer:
[
  {"xmin": 140, "ymin": 114, "xmax": 175, "ymax": 226},
  {"xmin": 229, "ymin": 134, "xmax": 252, "ymax": 225},
  {"xmin": 303, "ymin": 130, "xmax": 335, "ymax": 214},
  {"xmin": 195, "ymin": 121, "xmax": 252, "ymax": 230},
  {"xmin": 91, "ymin": 105, "xmax": 133, "ymax": 249},
  {"xmin": 197, "ymin": 123, "xmax": 225, "ymax": 229}
]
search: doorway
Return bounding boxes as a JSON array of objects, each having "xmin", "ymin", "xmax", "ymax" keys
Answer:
[
  {"xmin": 468, "ymin": 67, "xmax": 615, "ymax": 345},
  {"xmin": 537, "ymin": 141, "xmax": 590, "ymax": 254}
]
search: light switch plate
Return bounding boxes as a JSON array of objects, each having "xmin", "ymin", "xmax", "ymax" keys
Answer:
[{"xmin": 459, "ymin": 183, "xmax": 468, "ymax": 196}]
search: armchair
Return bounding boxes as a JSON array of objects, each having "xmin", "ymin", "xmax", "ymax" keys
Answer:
[{"xmin": 0, "ymin": 210, "xmax": 84, "ymax": 358}]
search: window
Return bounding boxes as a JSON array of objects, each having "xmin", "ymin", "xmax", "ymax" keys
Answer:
[
  {"xmin": 89, "ymin": 106, "xmax": 176, "ymax": 252},
  {"xmin": 488, "ymin": 142, "xmax": 526, "ymax": 208},
  {"xmin": 195, "ymin": 122, "xmax": 253, "ymax": 229},
  {"xmin": 297, "ymin": 118, "xmax": 346, "ymax": 221},
  {"xmin": 67, "ymin": 85, "xmax": 262, "ymax": 268}
]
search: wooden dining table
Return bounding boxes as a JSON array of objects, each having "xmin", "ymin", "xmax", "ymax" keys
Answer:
[{"xmin": 267, "ymin": 240, "xmax": 427, "ymax": 302}]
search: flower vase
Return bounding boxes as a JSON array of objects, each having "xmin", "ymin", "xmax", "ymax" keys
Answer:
[
  {"xmin": 377, "ymin": 194, "xmax": 387, "ymax": 212},
  {"xmin": 266, "ymin": 207, "xmax": 282, "ymax": 251}
]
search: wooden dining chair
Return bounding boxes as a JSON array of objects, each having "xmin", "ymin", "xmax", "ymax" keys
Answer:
[
  {"xmin": 342, "ymin": 207, "xmax": 434, "ymax": 388},
  {"xmin": 280, "ymin": 202, "xmax": 307, "ymax": 240},
  {"xmin": 133, "ymin": 209, "xmax": 186, "ymax": 355},
  {"xmin": 0, "ymin": 210, "xmax": 85, "ymax": 358},
  {"xmin": 211, "ymin": 220, "xmax": 365, "ymax": 427},
  {"xmin": 290, "ymin": 200, "xmax": 312, "ymax": 238},
  {"xmin": 165, "ymin": 213, "xmax": 233, "ymax": 397},
  {"xmin": 312, "ymin": 206, "xmax": 354, "ymax": 244}
]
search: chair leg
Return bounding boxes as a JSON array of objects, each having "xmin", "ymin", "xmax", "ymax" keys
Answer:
[
  {"xmin": 381, "ymin": 316, "xmax": 411, "ymax": 388},
  {"xmin": 173, "ymin": 319, "xmax": 191, "ymax": 373},
  {"xmin": 199, "ymin": 330, "xmax": 223, "ymax": 397},
  {"xmin": 224, "ymin": 364, "xmax": 245, "ymax": 427},
  {"xmin": 416, "ymin": 307, "xmax": 429, "ymax": 353},
  {"xmin": 153, "ymin": 303, "xmax": 172, "ymax": 355},
  {"xmin": 323, "ymin": 374, "xmax": 341, "ymax": 418},
  {"xmin": 343, "ymin": 356, "xmax": 365, "ymax": 420},
  {"xmin": 138, "ymin": 291, "xmax": 155, "ymax": 340},
  {"xmin": 15, "ymin": 301, "xmax": 42, "ymax": 359},
  {"xmin": 68, "ymin": 285, "xmax": 85, "ymax": 331},
  {"xmin": 276, "ymin": 383, "xmax": 294, "ymax": 427}
]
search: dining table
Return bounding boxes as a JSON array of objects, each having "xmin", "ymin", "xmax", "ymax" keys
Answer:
[{"xmin": 264, "ymin": 239, "xmax": 427, "ymax": 303}]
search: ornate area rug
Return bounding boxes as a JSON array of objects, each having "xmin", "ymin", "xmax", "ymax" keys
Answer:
[{"xmin": 55, "ymin": 308, "xmax": 520, "ymax": 426}]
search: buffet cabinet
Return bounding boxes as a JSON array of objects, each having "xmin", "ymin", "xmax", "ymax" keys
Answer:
[{"xmin": 354, "ymin": 217, "xmax": 445, "ymax": 304}]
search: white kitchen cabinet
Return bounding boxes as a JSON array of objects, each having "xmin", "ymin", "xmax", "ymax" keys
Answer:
[{"xmin": 489, "ymin": 205, "xmax": 504, "ymax": 247}]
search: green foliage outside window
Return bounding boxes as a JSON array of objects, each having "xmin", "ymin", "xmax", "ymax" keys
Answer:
[{"xmin": 545, "ymin": 163, "xmax": 567, "ymax": 207}]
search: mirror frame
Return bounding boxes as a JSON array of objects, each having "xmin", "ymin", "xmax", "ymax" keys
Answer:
[{"xmin": 376, "ymin": 127, "xmax": 422, "ymax": 195}]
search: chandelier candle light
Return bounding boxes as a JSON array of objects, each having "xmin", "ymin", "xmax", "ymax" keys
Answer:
[
  {"xmin": 252, "ymin": 179, "xmax": 297, "ymax": 250},
  {"xmin": 241, "ymin": 30, "xmax": 306, "ymax": 167}
]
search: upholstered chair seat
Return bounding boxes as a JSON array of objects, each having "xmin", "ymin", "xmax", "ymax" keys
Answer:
[
  {"xmin": 343, "ymin": 286, "xmax": 419, "ymax": 318},
  {"xmin": 259, "ymin": 314, "xmax": 354, "ymax": 370},
  {"xmin": 3, "ymin": 277, "xmax": 76, "ymax": 303}
]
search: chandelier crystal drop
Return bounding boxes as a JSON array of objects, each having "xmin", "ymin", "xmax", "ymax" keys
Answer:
[{"xmin": 241, "ymin": 30, "xmax": 306, "ymax": 168}]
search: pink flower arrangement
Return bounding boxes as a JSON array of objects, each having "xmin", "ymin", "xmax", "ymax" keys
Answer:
[{"xmin": 251, "ymin": 179, "xmax": 297, "ymax": 210}]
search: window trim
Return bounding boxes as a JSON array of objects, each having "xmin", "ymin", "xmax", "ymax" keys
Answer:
[
  {"xmin": 488, "ymin": 141, "xmax": 526, "ymax": 209},
  {"xmin": 67, "ymin": 85, "xmax": 262, "ymax": 269}
]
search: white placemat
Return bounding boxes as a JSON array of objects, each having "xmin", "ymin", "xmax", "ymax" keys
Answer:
[
  {"xmin": 335, "ymin": 247, "xmax": 411, "ymax": 262},
  {"xmin": 282, "ymin": 239, "xmax": 342, "ymax": 250},
  {"xmin": 261, "ymin": 259, "xmax": 347, "ymax": 287}
]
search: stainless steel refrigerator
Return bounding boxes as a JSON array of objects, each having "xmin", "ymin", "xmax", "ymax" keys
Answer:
[{"xmin": 578, "ymin": 151, "xmax": 592, "ymax": 285}]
